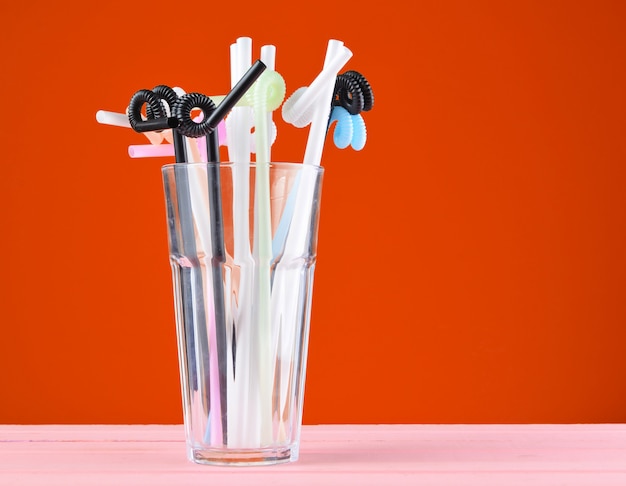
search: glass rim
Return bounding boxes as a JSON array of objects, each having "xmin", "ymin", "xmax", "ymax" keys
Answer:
[{"xmin": 161, "ymin": 161, "xmax": 324, "ymax": 173}]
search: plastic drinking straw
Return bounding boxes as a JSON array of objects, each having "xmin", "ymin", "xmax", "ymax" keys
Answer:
[
  {"xmin": 270, "ymin": 40, "xmax": 352, "ymax": 427},
  {"xmin": 327, "ymin": 106, "xmax": 354, "ymax": 149},
  {"xmin": 269, "ymin": 42, "xmax": 350, "ymax": 256},
  {"xmin": 151, "ymin": 88, "xmax": 217, "ymax": 441},
  {"xmin": 302, "ymin": 40, "xmax": 350, "ymax": 166},
  {"xmin": 271, "ymin": 170, "xmax": 301, "ymax": 259},
  {"xmin": 203, "ymin": 118, "xmax": 230, "ymax": 446},
  {"xmin": 128, "ymin": 120, "xmax": 233, "ymax": 159},
  {"xmin": 281, "ymin": 45, "xmax": 352, "ymax": 130},
  {"xmin": 329, "ymin": 106, "xmax": 367, "ymax": 151},
  {"xmin": 127, "ymin": 88, "xmax": 218, "ymax": 441},
  {"xmin": 260, "ymin": 44, "xmax": 276, "ymax": 158},
  {"xmin": 176, "ymin": 105, "xmax": 223, "ymax": 444},
  {"xmin": 277, "ymin": 41, "xmax": 350, "ymax": 246},
  {"xmin": 251, "ymin": 67, "xmax": 287, "ymax": 446},
  {"xmin": 212, "ymin": 59, "xmax": 267, "ymax": 447},
  {"xmin": 180, "ymin": 160, "xmax": 222, "ymax": 447},
  {"xmin": 128, "ymin": 127, "xmax": 277, "ymax": 162},
  {"xmin": 225, "ymin": 37, "xmax": 256, "ymax": 448},
  {"xmin": 290, "ymin": 39, "xmax": 350, "ymax": 436},
  {"xmin": 128, "ymin": 139, "xmax": 201, "ymax": 159},
  {"xmin": 326, "ymin": 107, "xmax": 368, "ymax": 151},
  {"xmin": 163, "ymin": 111, "xmax": 212, "ymax": 436},
  {"xmin": 96, "ymin": 109, "xmax": 133, "ymax": 127},
  {"xmin": 100, "ymin": 106, "xmax": 274, "ymax": 159},
  {"xmin": 128, "ymin": 143, "xmax": 176, "ymax": 158},
  {"xmin": 169, "ymin": 158, "xmax": 221, "ymax": 446},
  {"xmin": 173, "ymin": 60, "xmax": 267, "ymax": 446},
  {"xmin": 227, "ymin": 38, "xmax": 280, "ymax": 449},
  {"xmin": 96, "ymin": 109, "xmax": 164, "ymax": 145}
]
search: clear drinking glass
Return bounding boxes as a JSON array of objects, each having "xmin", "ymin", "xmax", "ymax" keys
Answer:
[{"xmin": 161, "ymin": 162, "xmax": 324, "ymax": 466}]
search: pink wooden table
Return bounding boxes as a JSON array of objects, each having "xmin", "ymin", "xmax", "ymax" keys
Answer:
[{"xmin": 2, "ymin": 424, "xmax": 626, "ymax": 485}]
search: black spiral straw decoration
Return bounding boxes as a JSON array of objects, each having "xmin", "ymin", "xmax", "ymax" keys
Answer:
[
  {"xmin": 172, "ymin": 93, "xmax": 217, "ymax": 139},
  {"xmin": 127, "ymin": 89, "xmax": 179, "ymax": 132},
  {"xmin": 332, "ymin": 70, "xmax": 374, "ymax": 115},
  {"xmin": 343, "ymin": 70, "xmax": 374, "ymax": 111},
  {"xmin": 170, "ymin": 91, "xmax": 230, "ymax": 448},
  {"xmin": 152, "ymin": 85, "xmax": 179, "ymax": 114},
  {"xmin": 332, "ymin": 74, "xmax": 365, "ymax": 115},
  {"xmin": 151, "ymin": 85, "xmax": 188, "ymax": 164}
]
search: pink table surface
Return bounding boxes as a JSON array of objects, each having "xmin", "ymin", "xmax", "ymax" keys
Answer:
[{"xmin": 2, "ymin": 424, "xmax": 626, "ymax": 485}]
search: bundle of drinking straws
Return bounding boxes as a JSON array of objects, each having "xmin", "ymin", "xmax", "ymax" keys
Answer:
[{"xmin": 96, "ymin": 37, "xmax": 373, "ymax": 462}]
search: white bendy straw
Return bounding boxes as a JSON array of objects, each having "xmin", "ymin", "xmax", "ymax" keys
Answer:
[{"xmin": 271, "ymin": 39, "xmax": 351, "ymax": 432}]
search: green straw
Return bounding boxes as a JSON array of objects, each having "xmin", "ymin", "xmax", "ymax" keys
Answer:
[{"xmin": 252, "ymin": 68, "xmax": 286, "ymax": 445}]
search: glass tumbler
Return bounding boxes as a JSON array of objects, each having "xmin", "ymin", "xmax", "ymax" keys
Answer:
[{"xmin": 162, "ymin": 161, "xmax": 324, "ymax": 466}]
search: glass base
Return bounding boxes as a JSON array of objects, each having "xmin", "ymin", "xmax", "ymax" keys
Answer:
[{"xmin": 189, "ymin": 445, "xmax": 294, "ymax": 466}]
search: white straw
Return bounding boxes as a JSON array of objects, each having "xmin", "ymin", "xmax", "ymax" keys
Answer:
[
  {"xmin": 96, "ymin": 109, "xmax": 165, "ymax": 145},
  {"xmin": 281, "ymin": 46, "xmax": 352, "ymax": 131},
  {"xmin": 227, "ymin": 37, "xmax": 259, "ymax": 449},
  {"xmin": 303, "ymin": 44, "xmax": 352, "ymax": 165},
  {"xmin": 96, "ymin": 110, "xmax": 130, "ymax": 127},
  {"xmin": 271, "ymin": 40, "xmax": 351, "ymax": 427}
]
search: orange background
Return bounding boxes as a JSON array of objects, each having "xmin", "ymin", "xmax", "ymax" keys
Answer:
[{"xmin": 1, "ymin": 0, "xmax": 626, "ymax": 424}]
